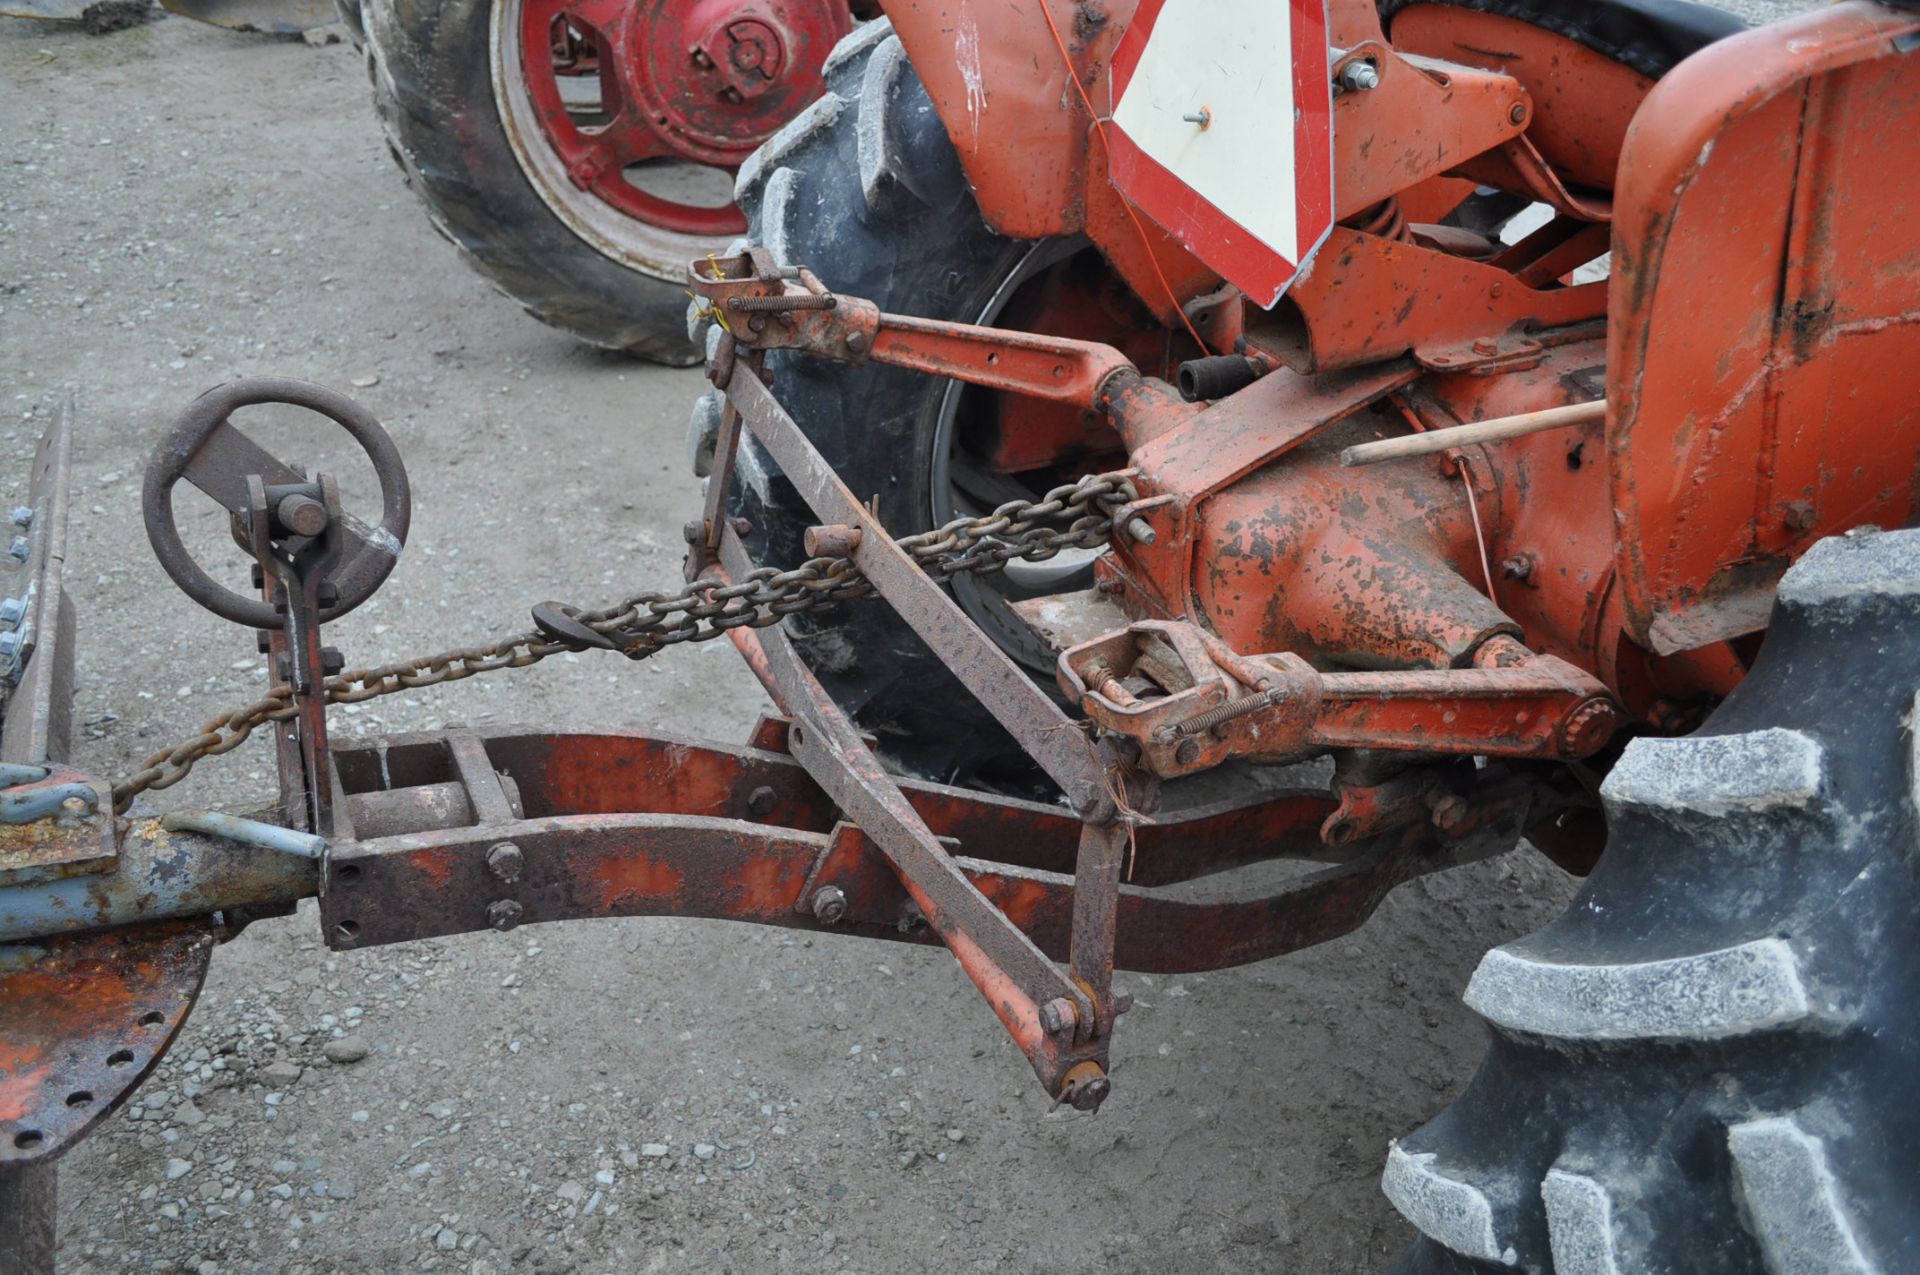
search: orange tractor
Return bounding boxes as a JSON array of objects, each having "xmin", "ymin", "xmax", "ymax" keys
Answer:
[
  {"xmin": 678, "ymin": 0, "xmax": 1920, "ymax": 1269},
  {"xmin": 1, "ymin": 1, "xmax": 1918, "ymax": 1272}
]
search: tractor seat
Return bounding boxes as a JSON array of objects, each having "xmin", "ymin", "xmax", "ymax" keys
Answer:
[{"xmin": 1378, "ymin": 0, "xmax": 1747, "ymax": 80}]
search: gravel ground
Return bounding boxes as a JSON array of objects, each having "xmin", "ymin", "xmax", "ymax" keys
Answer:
[{"xmin": 0, "ymin": 4, "xmax": 1807, "ymax": 1272}]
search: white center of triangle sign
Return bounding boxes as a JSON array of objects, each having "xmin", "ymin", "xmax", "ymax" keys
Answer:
[{"xmin": 1108, "ymin": 0, "xmax": 1336, "ymax": 308}]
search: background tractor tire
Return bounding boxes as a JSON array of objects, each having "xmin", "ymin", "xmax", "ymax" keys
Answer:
[
  {"xmin": 361, "ymin": 0, "xmax": 703, "ymax": 363},
  {"xmin": 1383, "ymin": 527, "xmax": 1920, "ymax": 1273},
  {"xmin": 689, "ymin": 19, "xmax": 1075, "ymax": 787}
]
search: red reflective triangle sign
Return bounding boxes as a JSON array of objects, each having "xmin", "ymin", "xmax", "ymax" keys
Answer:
[{"xmin": 1107, "ymin": 0, "xmax": 1335, "ymax": 308}]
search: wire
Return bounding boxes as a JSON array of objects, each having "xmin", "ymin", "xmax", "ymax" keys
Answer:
[
  {"xmin": 1036, "ymin": 5, "xmax": 1211, "ymax": 355},
  {"xmin": 1454, "ymin": 454, "xmax": 1498, "ymax": 603}
]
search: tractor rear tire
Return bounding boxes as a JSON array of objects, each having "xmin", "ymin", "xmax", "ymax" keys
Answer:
[
  {"xmin": 1383, "ymin": 528, "xmax": 1920, "ymax": 1273},
  {"xmin": 688, "ymin": 19, "xmax": 1065, "ymax": 787},
  {"xmin": 359, "ymin": 0, "xmax": 702, "ymax": 362}
]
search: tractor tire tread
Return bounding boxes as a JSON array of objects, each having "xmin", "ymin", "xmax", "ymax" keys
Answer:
[{"xmin": 1385, "ymin": 527, "xmax": 1920, "ymax": 1274}]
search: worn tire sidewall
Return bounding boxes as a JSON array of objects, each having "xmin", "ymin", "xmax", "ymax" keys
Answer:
[{"xmin": 363, "ymin": 0, "xmax": 699, "ymax": 362}]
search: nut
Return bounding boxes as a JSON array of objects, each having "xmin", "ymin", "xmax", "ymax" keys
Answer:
[
  {"xmin": 810, "ymin": 885, "xmax": 848, "ymax": 925},
  {"xmin": 746, "ymin": 785, "xmax": 777, "ymax": 818},
  {"xmin": 1338, "ymin": 60, "xmax": 1379, "ymax": 92},
  {"xmin": 1559, "ymin": 697, "xmax": 1621, "ymax": 756},
  {"xmin": 485, "ymin": 842, "xmax": 524, "ymax": 883},
  {"xmin": 486, "ymin": 899, "xmax": 523, "ymax": 932},
  {"xmin": 1174, "ymin": 738, "xmax": 1200, "ymax": 766},
  {"xmin": 1038, "ymin": 997, "xmax": 1078, "ymax": 1039}
]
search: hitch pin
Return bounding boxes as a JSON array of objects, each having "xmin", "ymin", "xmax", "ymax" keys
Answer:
[{"xmin": 161, "ymin": 811, "xmax": 328, "ymax": 859}]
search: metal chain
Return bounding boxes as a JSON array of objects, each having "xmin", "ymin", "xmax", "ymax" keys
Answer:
[{"xmin": 111, "ymin": 471, "xmax": 1138, "ymax": 812}]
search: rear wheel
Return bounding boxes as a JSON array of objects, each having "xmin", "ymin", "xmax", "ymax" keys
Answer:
[
  {"xmin": 1384, "ymin": 528, "xmax": 1920, "ymax": 1273},
  {"xmin": 361, "ymin": 0, "xmax": 854, "ymax": 360},
  {"xmin": 689, "ymin": 19, "xmax": 1196, "ymax": 786}
]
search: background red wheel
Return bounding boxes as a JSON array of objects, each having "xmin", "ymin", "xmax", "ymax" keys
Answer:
[
  {"xmin": 360, "ymin": 0, "xmax": 860, "ymax": 359},
  {"xmin": 513, "ymin": 0, "xmax": 853, "ymax": 237}
]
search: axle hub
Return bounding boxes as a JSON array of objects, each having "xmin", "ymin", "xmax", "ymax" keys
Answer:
[{"xmin": 516, "ymin": 0, "xmax": 852, "ymax": 234}]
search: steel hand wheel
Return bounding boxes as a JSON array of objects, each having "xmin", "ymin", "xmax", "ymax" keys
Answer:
[{"xmin": 143, "ymin": 378, "xmax": 411, "ymax": 630}]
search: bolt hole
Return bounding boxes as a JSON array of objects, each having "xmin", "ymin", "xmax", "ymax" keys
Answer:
[
  {"xmin": 138, "ymin": 1011, "xmax": 165, "ymax": 1028},
  {"xmin": 789, "ymin": 724, "xmax": 804, "ymax": 747},
  {"xmin": 64, "ymin": 1091, "xmax": 92, "ymax": 1109},
  {"xmin": 336, "ymin": 864, "xmax": 362, "ymax": 885},
  {"xmin": 13, "ymin": 1130, "xmax": 42, "ymax": 1150},
  {"xmin": 986, "ymin": 352, "xmax": 999, "ymax": 365},
  {"xmin": 334, "ymin": 920, "xmax": 361, "ymax": 943},
  {"xmin": 106, "ymin": 1050, "xmax": 134, "ymax": 1068}
]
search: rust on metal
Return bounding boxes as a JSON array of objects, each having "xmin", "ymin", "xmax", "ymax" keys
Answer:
[{"xmin": 0, "ymin": 919, "xmax": 212, "ymax": 1164}]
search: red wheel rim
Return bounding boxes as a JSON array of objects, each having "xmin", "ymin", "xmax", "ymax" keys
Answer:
[{"xmin": 516, "ymin": 0, "xmax": 853, "ymax": 237}]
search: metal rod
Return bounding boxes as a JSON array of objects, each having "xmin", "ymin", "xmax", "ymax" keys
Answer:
[{"xmin": 1339, "ymin": 399, "xmax": 1605, "ymax": 466}]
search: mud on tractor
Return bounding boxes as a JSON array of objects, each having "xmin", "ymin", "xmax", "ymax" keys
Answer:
[{"xmin": 3, "ymin": 1, "xmax": 1919, "ymax": 1271}]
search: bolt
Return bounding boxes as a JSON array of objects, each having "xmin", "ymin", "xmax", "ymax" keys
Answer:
[
  {"xmin": 275, "ymin": 493, "xmax": 329, "ymax": 538},
  {"xmin": 1500, "ymin": 554, "xmax": 1534, "ymax": 581},
  {"xmin": 1339, "ymin": 60, "xmax": 1380, "ymax": 92},
  {"xmin": 1428, "ymin": 792, "xmax": 1469, "ymax": 834},
  {"xmin": 844, "ymin": 329, "xmax": 868, "ymax": 354},
  {"xmin": 1124, "ymin": 516, "xmax": 1157, "ymax": 546},
  {"xmin": 9, "ymin": 507, "xmax": 30, "ymax": 529},
  {"xmin": 1096, "ymin": 578, "xmax": 1125, "ymax": 595},
  {"xmin": 746, "ymin": 785, "xmax": 777, "ymax": 817},
  {"xmin": 719, "ymin": 86, "xmax": 744, "ymax": 104},
  {"xmin": 1112, "ymin": 991, "xmax": 1135, "ymax": 1015},
  {"xmin": 1174, "ymin": 738, "xmax": 1200, "ymax": 766},
  {"xmin": 0, "ymin": 630, "xmax": 23, "ymax": 670},
  {"xmin": 1509, "ymin": 102, "xmax": 1527, "ymax": 125},
  {"xmin": 1038, "ymin": 997, "xmax": 1078, "ymax": 1039},
  {"xmin": 1471, "ymin": 337, "xmax": 1499, "ymax": 356},
  {"xmin": 486, "ymin": 899, "xmax": 524, "ymax": 932},
  {"xmin": 485, "ymin": 841, "xmax": 524, "ymax": 883},
  {"xmin": 811, "ymin": 885, "xmax": 848, "ymax": 926},
  {"xmin": 319, "ymin": 646, "xmax": 345, "ymax": 676},
  {"xmin": 0, "ymin": 597, "xmax": 24, "ymax": 629},
  {"xmin": 1181, "ymin": 107, "xmax": 1211, "ymax": 128},
  {"xmin": 691, "ymin": 47, "xmax": 713, "ymax": 69},
  {"xmin": 7, "ymin": 538, "xmax": 26, "ymax": 564}
]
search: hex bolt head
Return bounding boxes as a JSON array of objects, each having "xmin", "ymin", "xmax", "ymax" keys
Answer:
[
  {"xmin": 1174, "ymin": 738, "xmax": 1201, "ymax": 766},
  {"xmin": 485, "ymin": 842, "xmax": 524, "ymax": 884},
  {"xmin": 319, "ymin": 646, "xmax": 346, "ymax": 676},
  {"xmin": 1428, "ymin": 793, "xmax": 1469, "ymax": 834},
  {"xmin": 9, "ymin": 507, "xmax": 31, "ymax": 530},
  {"xmin": 810, "ymin": 885, "xmax": 848, "ymax": 926},
  {"xmin": 486, "ymin": 899, "xmax": 524, "ymax": 932},
  {"xmin": 1038, "ymin": 997, "xmax": 1078, "ymax": 1039},
  {"xmin": 745, "ymin": 785, "xmax": 777, "ymax": 818},
  {"xmin": 0, "ymin": 597, "xmax": 24, "ymax": 629},
  {"xmin": 7, "ymin": 538, "xmax": 27, "ymax": 564}
]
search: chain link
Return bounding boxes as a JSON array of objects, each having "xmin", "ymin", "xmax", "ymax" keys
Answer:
[{"xmin": 111, "ymin": 471, "xmax": 1138, "ymax": 812}]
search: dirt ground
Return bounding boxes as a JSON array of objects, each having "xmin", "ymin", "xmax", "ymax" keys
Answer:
[{"xmin": 0, "ymin": 5, "xmax": 1802, "ymax": 1272}]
